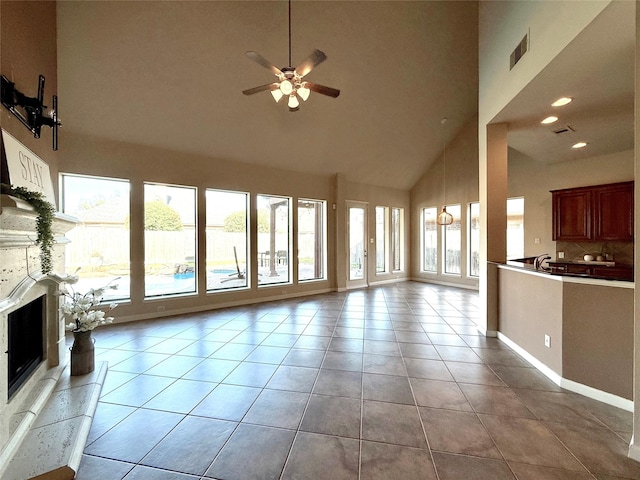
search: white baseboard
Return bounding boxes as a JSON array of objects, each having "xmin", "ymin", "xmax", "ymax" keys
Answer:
[
  {"xmin": 113, "ymin": 287, "xmax": 334, "ymax": 324},
  {"xmin": 410, "ymin": 276, "xmax": 479, "ymax": 291},
  {"xmin": 629, "ymin": 437, "xmax": 640, "ymax": 462},
  {"xmin": 497, "ymin": 332, "xmax": 632, "ymax": 412},
  {"xmin": 369, "ymin": 277, "xmax": 407, "ymax": 286}
]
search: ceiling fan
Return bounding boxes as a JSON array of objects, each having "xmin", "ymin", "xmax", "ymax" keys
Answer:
[{"xmin": 242, "ymin": 1, "xmax": 340, "ymax": 112}]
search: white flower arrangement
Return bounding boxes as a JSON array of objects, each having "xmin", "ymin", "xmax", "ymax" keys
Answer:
[{"xmin": 59, "ymin": 274, "xmax": 119, "ymax": 332}]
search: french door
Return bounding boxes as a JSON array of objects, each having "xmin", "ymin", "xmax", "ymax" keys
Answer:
[{"xmin": 346, "ymin": 202, "xmax": 368, "ymax": 289}]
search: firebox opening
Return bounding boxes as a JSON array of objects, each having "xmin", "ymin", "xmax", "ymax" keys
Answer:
[{"xmin": 8, "ymin": 294, "xmax": 46, "ymax": 399}]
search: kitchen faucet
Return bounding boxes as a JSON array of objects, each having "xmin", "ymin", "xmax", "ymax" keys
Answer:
[{"xmin": 534, "ymin": 254, "xmax": 551, "ymax": 271}]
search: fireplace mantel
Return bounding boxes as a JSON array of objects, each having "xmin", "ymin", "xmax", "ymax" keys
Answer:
[{"xmin": 1, "ymin": 194, "xmax": 77, "ymax": 249}]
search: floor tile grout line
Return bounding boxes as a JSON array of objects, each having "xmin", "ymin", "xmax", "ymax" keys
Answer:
[
  {"xmin": 78, "ymin": 285, "xmax": 634, "ymax": 479},
  {"xmin": 277, "ymin": 297, "xmax": 347, "ymax": 479},
  {"xmin": 390, "ymin": 291, "xmax": 444, "ymax": 480}
]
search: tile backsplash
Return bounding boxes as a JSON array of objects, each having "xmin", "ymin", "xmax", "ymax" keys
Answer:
[{"xmin": 556, "ymin": 241, "xmax": 633, "ymax": 265}]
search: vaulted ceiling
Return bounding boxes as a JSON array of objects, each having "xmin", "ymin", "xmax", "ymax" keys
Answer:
[{"xmin": 57, "ymin": 1, "xmax": 479, "ymax": 191}]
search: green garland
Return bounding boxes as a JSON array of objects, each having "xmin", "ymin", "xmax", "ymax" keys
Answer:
[{"xmin": 1, "ymin": 183, "xmax": 55, "ymax": 274}]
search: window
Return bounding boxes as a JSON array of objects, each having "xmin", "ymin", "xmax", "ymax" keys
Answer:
[
  {"xmin": 507, "ymin": 197, "xmax": 525, "ymax": 259},
  {"xmin": 257, "ymin": 194, "xmax": 291, "ymax": 286},
  {"xmin": 422, "ymin": 207, "xmax": 437, "ymax": 273},
  {"xmin": 298, "ymin": 199, "xmax": 326, "ymax": 281},
  {"xmin": 443, "ymin": 204, "xmax": 461, "ymax": 274},
  {"xmin": 206, "ymin": 189, "xmax": 249, "ymax": 291},
  {"xmin": 391, "ymin": 207, "xmax": 404, "ymax": 271},
  {"xmin": 468, "ymin": 202, "xmax": 480, "ymax": 277},
  {"xmin": 144, "ymin": 183, "xmax": 197, "ymax": 297},
  {"xmin": 375, "ymin": 206, "xmax": 388, "ymax": 274},
  {"xmin": 61, "ymin": 174, "xmax": 130, "ymax": 301}
]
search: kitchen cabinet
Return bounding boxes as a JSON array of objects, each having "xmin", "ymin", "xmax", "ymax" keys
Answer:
[
  {"xmin": 552, "ymin": 181, "xmax": 633, "ymax": 242},
  {"xmin": 593, "ymin": 182, "xmax": 634, "ymax": 241}
]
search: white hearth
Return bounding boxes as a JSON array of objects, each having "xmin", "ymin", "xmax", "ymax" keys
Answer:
[{"xmin": 0, "ymin": 194, "xmax": 77, "ymax": 469}]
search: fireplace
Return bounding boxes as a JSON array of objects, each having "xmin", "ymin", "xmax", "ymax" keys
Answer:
[
  {"xmin": 0, "ymin": 193, "xmax": 77, "ymax": 466},
  {"xmin": 7, "ymin": 295, "xmax": 45, "ymax": 399}
]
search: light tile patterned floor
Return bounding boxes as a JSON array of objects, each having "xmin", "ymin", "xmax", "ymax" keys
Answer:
[{"xmin": 75, "ymin": 282, "xmax": 636, "ymax": 480}]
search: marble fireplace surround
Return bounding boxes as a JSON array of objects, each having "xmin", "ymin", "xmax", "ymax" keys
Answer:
[{"xmin": 0, "ymin": 194, "xmax": 104, "ymax": 479}]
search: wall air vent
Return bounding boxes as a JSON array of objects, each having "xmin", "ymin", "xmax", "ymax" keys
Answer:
[
  {"xmin": 510, "ymin": 33, "xmax": 529, "ymax": 70},
  {"xmin": 552, "ymin": 125, "xmax": 575, "ymax": 135}
]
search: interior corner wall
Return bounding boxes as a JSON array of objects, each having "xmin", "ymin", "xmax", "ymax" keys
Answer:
[
  {"xmin": 477, "ymin": 0, "xmax": 613, "ymax": 336},
  {"xmin": 0, "ymin": 1, "xmax": 59, "ymax": 198},
  {"xmin": 410, "ymin": 117, "xmax": 479, "ymax": 290},
  {"xmin": 57, "ymin": 132, "xmax": 339, "ymax": 321},
  {"xmin": 342, "ymin": 179, "xmax": 411, "ymax": 287},
  {"xmin": 478, "ymin": 0, "xmax": 610, "ymax": 126},
  {"xmin": 508, "ymin": 149, "xmax": 634, "ymax": 261}
]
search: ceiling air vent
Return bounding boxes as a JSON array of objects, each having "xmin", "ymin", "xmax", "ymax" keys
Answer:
[
  {"xmin": 510, "ymin": 33, "xmax": 529, "ymax": 70},
  {"xmin": 552, "ymin": 125, "xmax": 575, "ymax": 135}
]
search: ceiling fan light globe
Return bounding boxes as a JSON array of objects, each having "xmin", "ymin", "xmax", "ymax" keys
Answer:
[
  {"xmin": 298, "ymin": 85, "xmax": 310, "ymax": 101},
  {"xmin": 279, "ymin": 80, "xmax": 293, "ymax": 95},
  {"xmin": 288, "ymin": 94, "xmax": 300, "ymax": 109},
  {"xmin": 270, "ymin": 89, "xmax": 284, "ymax": 103}
]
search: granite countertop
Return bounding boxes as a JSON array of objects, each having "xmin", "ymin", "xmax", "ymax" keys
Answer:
[{"xmin": 504, "ymin": 258, "xmax": 633, "ymax": 283}]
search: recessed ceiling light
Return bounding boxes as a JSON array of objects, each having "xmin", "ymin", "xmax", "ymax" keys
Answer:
[
  {"xmin": 572, "ymin": 142, "xmax": 588, "ymax": 149},
  {"xmin": 552, "ymin": 97, "xmax": 573, "ymax": 107},
  {"xmin": 541, "ymin": 116, "xmax": 558, "ymax": 124}
]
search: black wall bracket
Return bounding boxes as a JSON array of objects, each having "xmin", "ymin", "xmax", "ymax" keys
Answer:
[{"xmin": 1, "ymin": 75, "xmax": 61, "ymax": 151}]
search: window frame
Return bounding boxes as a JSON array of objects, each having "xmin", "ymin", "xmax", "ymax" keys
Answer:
[
  {"xmin": 421, "ymin": 207, "xmax": 438, "ymax": 273},
  {"xmin": 468, "ymin": 202, "xmax": 480, "ymax": 278},
  {"xmin": 375, "ymin": 206, "xmax": 389, "ymax": 274},
  {"xmin": 443, "ymin": 203, "xmax": 462, "ymax": 275},
  {"xmin": 143, "ymin": 181, "xmax": 198, "ymax": 299},
  {"xmin": 60, "ymin": 172, "xmax": 131, "ymax": 302},
  {"xmin": 257, "ymin": 193, "xmax": 292, "ymax": 287},
  {"xmin": 206, "ymin": 188, "xmax": 251, "ymax": 292},
  {"xmin": 391, "ymin": 207, "xmax": 404, "ymax": 272},
  {"xmin": 297, "ymin": 197, "xmax": 327, "ymax": 283}
]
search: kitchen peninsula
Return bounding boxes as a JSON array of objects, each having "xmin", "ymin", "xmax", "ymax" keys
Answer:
[{"xmin": 497, "ymin": 262, "xmax": 633, "ymax": 410}]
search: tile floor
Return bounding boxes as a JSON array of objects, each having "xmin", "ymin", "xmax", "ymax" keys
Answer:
[{"xmin": 75, "ymin": 282, "xmax": 637, "ymax": 480}]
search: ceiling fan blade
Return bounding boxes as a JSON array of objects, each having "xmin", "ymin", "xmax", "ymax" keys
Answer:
[
  {"xmin": 295, "ymin": 50, "xmax": 327, "ymax": 77},
  {"xmin": 242, "ymin": 83, "xmax": 279, "ymax": 96},
  {"xmin": 245, "ymin": 51, "xmax": 282, "ymax": 76},
  {"xmin": 305, "ymin": 81, "xmax": 340, "ymax": 98}
]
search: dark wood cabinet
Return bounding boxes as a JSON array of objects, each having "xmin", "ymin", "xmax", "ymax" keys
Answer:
[
  {"xmin": 552, "ymin": 181, "xmax": 633, "ymax": 242},
  {"xmin": 552, "ymin": 187, "xmax": 591, "ymax": 241},
  {"xmin": 593, "ymin": 182, "xmax": 634, "ymax": 241}
]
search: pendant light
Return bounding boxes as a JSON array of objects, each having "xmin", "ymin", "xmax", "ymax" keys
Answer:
[{"xmin": 437, "ymin": 117, "xmax": 454, "ymax": 226}]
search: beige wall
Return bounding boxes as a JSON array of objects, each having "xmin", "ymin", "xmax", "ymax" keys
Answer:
[
  {"xmin": 410, "ymin": 118, "xmax": 479, "ymax": 289},
  {"xmin": 498, "ymin": 268, "xmax": 563, "ymax": 374},
  {"xmin": 562, "ymin": 283, "xmax": 633, "ymax": 400},
  {"xmin": 479, "ymin": 1, "xmax": 610, "ymax": 125},
  {"xmin": 0, "ymin": 1, "xmax": 59, "ymax": 197},
  {"xmin": 58, "ymin": 132, "xmax": 411, "ymax": 320},
  {"xmin": 343, "ymin": 179, "xmax": 411, "ymax": 287},
  {"xmin": 508, "ymin": 149, "xmax": 634, "ymax": 260},
  {"xmin": 478, "ymin": 1, "xmax": 613, "ymax": 334},
  {"xmin": 58, "ymin": 133, "xmax": 346, "ymax": 321}
]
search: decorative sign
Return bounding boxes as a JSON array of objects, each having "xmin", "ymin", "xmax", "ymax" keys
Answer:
[{"xmin": 2, "ymin": 129, "xmax": 56, "ymax": 207}]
